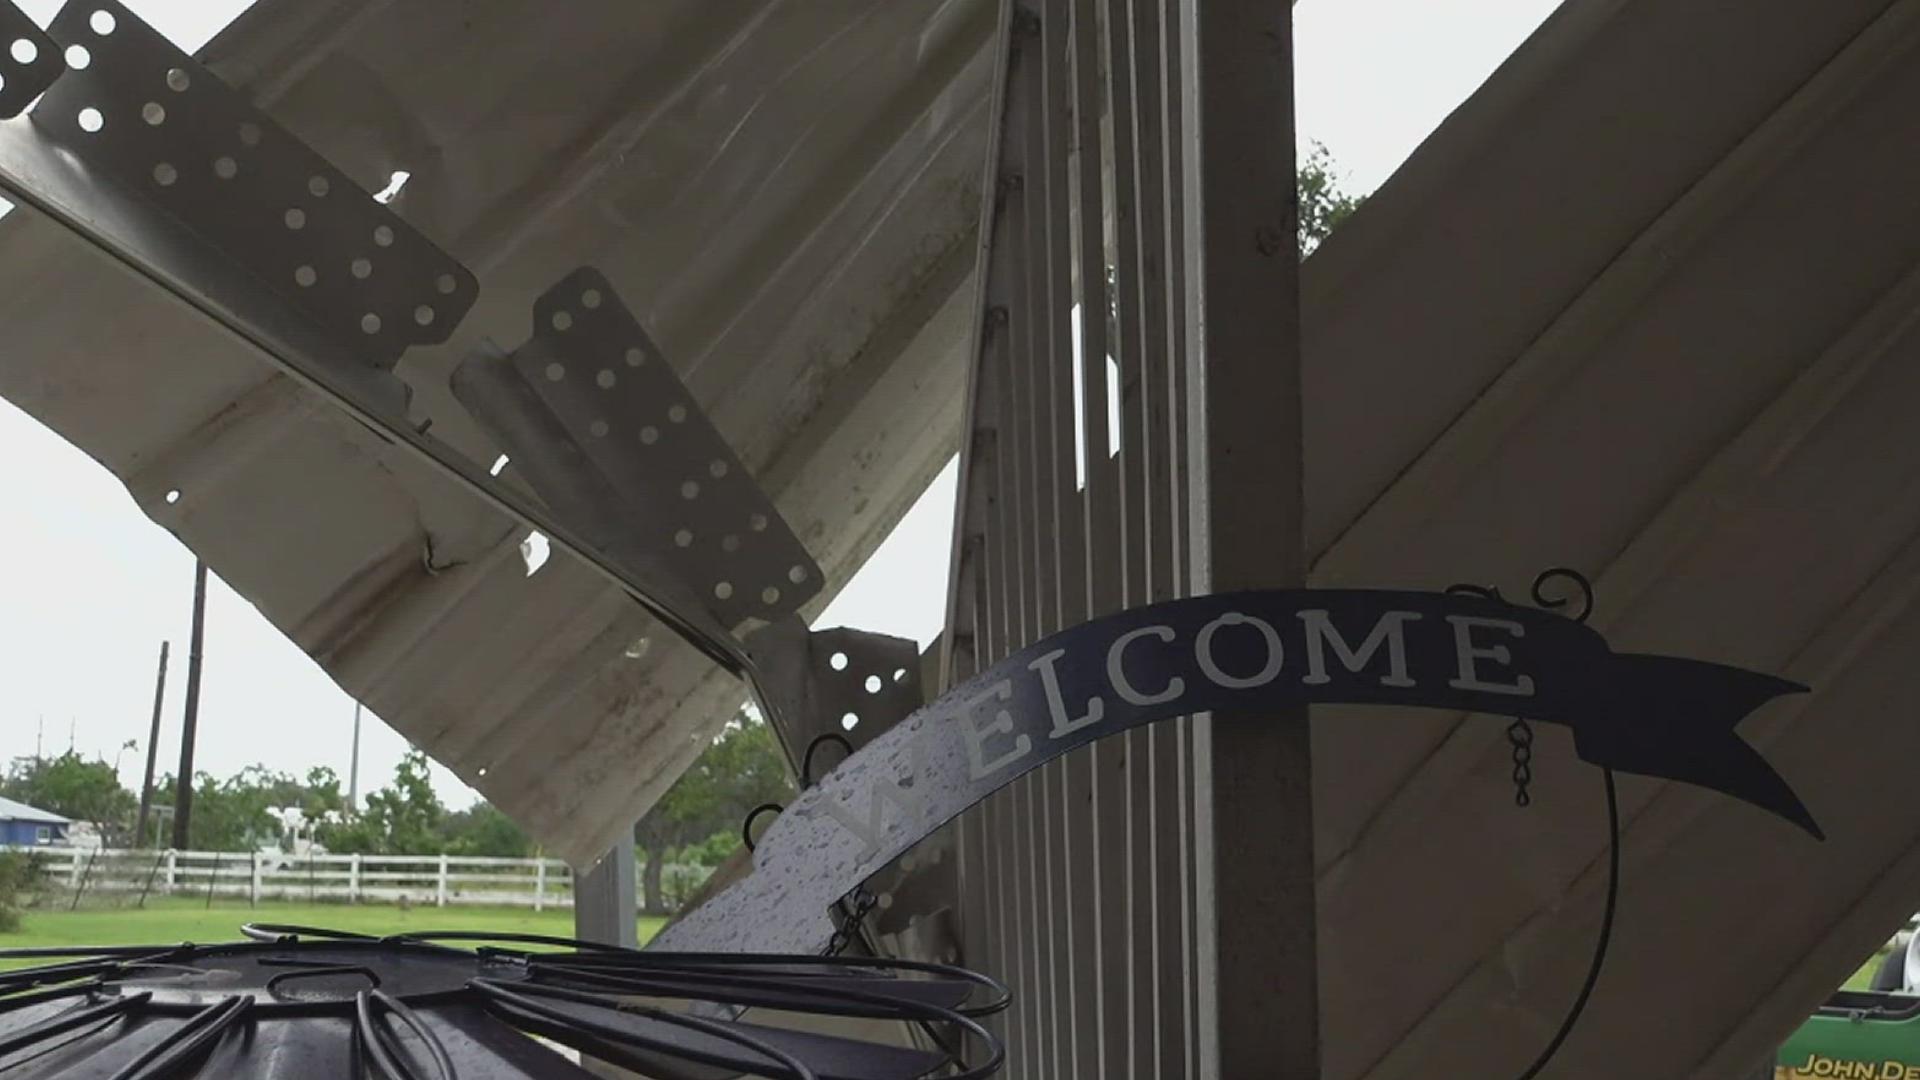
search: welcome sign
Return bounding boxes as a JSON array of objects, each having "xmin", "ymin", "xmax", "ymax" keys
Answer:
[{"xmin": 655, "ymin": 588, "xmax": 1816, "ymax": 953}]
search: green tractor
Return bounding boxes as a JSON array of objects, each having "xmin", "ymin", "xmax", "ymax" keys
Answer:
[{"xmin": 1772, "ymin": 936, "xmax": 1920, "ymax": 1078}]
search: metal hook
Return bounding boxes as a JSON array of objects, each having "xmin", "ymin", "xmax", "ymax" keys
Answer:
[
  {"xmin": 802, "ymin": 732, "xmax": 854, "ymax": 787},
  {"xmin": 739, "ymin": 731, "xmax": 853, "ymax": 854},
  {"xmin": 741, "ymin": 802, "xmax": 784, "ymax": 853}
]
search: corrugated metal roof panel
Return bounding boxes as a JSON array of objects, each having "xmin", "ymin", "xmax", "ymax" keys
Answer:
[{"xmin": 0, "ymin": 0, "xmax": 990, "ymax": 864}]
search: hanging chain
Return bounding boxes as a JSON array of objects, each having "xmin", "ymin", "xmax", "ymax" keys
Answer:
[
  {"xmin": 823, "ymin": 884, "xmax": 879, "ymax": 957},
  {"xmin": 1450, "ymin": 568, "xmax": 1594, "ymax": 812},
  {"xmin": 1507, "ymin": 717, "xmax": 1535, "ymax": 807}
]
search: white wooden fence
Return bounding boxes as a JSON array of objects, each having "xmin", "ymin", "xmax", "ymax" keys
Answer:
[{"xmin": 13, "ymin": 847, "xmax": 597, "ymax": 910}]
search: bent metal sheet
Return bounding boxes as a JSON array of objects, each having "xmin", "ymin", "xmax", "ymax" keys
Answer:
[{"xmin": 654, "ymin": 588, "xmax": 1815, "ymax": 953}]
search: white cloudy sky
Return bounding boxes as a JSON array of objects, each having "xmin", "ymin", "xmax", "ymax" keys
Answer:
[{"xmin": 0, "ymin": 0, "xmax": 1560, "ymax": 810}]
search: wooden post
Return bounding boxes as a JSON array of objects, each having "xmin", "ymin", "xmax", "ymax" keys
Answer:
[
  {"xmin": 1182, "ymin": 0, "xmax": 1316, "ymax": 1076},
  {"xmin": 574, "ymin": 840, "xmax": 639, "ymax": 1079},
  {"xmin": 575, "ymin": 843, "xmax": 637, "ymax": 948},
  {"xmin": 436, "ymin": 854, "xmax": 449, "ymax": 907},
  {"xmin": 164, "ymin": 849, "xmax": 176, "ymax": 893},
  {"xmin": 534, "ymin": 859, "xmax": 547, "ymax": 913},
  {"xmin": 67, "ymin": 848, "xmax": 96, "ymax": 911},
  {"xmin": 249, "ymin": 851, "xmax": 260, "ymax": 907},
  {"xmin": 349, "ymin": 853, "xmax": 361, "ymax": 903}
]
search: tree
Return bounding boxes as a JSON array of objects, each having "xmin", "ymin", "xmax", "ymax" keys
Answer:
[
  {"xmin": 317, "ymin": 751, "xmax": 445, "ymax": 856},
  {"xmin": 442, "ymin": 802, "xmax": 533, "ymax": 859},
  {"xmin": 1, "ymin": 752, "xmax": 137, "ymax": 845},
  {"xmin": 299, "ymin": 767, "xmax": 349, "ymax": 822},
  {"xmin": 633, "ymin": 712, "xmax": 793, "ymax": 915},
  {"xmin": 1298, "ymin": 141, "xmax": 1365, "ymax": 257},
  {"xmin": 147, "ymin": 765, "xmax": 315, "ymax": 851}
]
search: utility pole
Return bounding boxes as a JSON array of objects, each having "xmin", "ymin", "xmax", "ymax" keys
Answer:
[
  {"xmin": 348, "ymin": 702, "xmax": 363, "ymax": 812},
  {"xmin": 135, "ymin": 641, "xmax": 170, "ymax": 847},
  {"xmin": 171, "ymin": 561, "xmax": 208, "ymax": 850}
]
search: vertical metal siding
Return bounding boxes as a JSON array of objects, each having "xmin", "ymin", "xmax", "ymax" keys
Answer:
[{"xmin": 942, "ymin": 2, "xmax": 1204, "ymax": 1075}]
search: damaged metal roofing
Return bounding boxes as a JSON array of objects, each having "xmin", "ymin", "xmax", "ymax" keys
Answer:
[{"xmin": 0, "ymin": 0, "xmax": 992, "ymax": 865}]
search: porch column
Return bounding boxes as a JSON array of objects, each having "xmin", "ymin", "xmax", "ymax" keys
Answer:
[
  {"xmin": 574, "ymin": 836, "xmax": 640, "ymax": 1078},
  {"xmin": 1182, "ymin": 0, "xmax": 1316, "ymax": 1076}
]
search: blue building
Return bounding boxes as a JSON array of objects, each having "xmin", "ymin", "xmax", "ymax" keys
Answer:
[{"xmin": 0, "ymin": 796, "xmax": 69, "ymax": 847}]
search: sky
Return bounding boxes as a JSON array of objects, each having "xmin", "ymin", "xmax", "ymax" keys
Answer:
[{"xmin": 0, "ymin": 0, "xmax": 1561, "ymax": 812}]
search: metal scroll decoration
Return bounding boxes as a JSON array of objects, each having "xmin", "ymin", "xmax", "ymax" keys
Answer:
[
  {"xmin": 659, "ymin": 581, "xmax": 1816, "ymax": 954},
  {"xmin": 0, "ymin": 925, "xmax": 1009, "ymax": 1079}
]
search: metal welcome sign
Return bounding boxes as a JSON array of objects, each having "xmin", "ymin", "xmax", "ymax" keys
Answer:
[{"xmin": 656, "ymin": 585, "xmax": 1817, "ymax": 953}]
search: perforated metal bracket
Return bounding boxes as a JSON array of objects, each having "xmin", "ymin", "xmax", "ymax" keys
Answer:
[
  {"xmin": 804, "ymin": 627, "xmax": 924, "ymax": 745},
  {"xmin": 0, "ymin": 6, "xmax": 60, "ymax": 119},
  {"xmin": 31, "ymin": 0, "xmax": 477, "ymax": 373},
  {"xmin": 450, "ymin": 340, "xmax": 738, "ymax": 653},
  {"xmin": 478, "ymin": 267, "xmax": 824, "ymax": 630},
  {"xmin": 744, "ymin": 617, "xmax": 924, "ymax": 763}
]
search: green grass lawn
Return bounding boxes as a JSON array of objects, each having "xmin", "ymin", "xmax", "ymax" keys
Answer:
[{"xmin": 0, "ymin": 898, "xmax": 664, "ymax": 968}]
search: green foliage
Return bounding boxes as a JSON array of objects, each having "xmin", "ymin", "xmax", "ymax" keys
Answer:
[
  {"xmin": 634, "ymin": 711, "xmax": 794, "ymax": 914},
  {"xmin": 298, "ymin": 767, "xmax": 349, "ymax": 821},
  {"xmin": 1, "ymin": 752, "xmax": 137, "ymax": 844},
  {"xmin": 1298, "ymin": 141, "xmax": 1365, "ymax": 257},
  {"xmin": 0, "ymin": 748, "xmax": 529, "ymax": 860},
  {"xmin": 149, "ymin": 765, "xmax": 305, "ymax": 851},
  {"xmin": 316, "ymin": 751, "xmax": 445, "ymax": 856},
  {"xmin": 0, "ymin": 851, "xmax": 45, "ymax": 933},
  {"xmin": 441, "ymin": 802, "xmax": 533, "ymax": 859},
  {"xmin": 0, "ymin": 713, "xmax": 793, "ymax": 890},
  {"xmin": 676, "ymin": 829, "xmax": 745, "ymax": 871},
  {"xmin": 319, "ymin": 754, "xmax": 530, "ymax": 858},
  {"xmin": 659, "ymin": 863, "xmax": 714, "ymax": 912}
]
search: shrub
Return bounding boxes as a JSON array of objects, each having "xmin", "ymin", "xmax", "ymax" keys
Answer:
[{"xmin": 0, "ymin": 850, "xmax": 45, "ymax": 933}]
